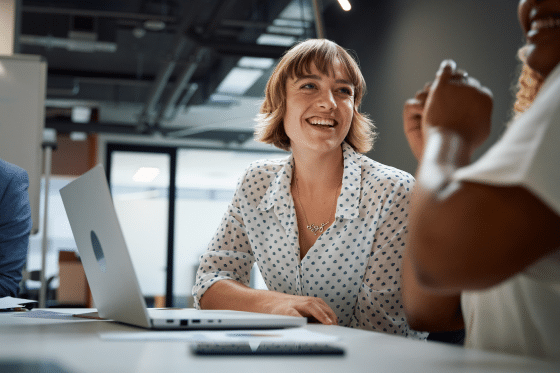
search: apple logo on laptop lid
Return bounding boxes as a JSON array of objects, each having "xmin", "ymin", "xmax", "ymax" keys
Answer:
[{"xmin": 90, "ymin": 230, "xmax": 107, "ymax": 273}]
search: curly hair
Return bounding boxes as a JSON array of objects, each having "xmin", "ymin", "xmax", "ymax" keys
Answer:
[
  {"xmin": 254, "ymin": 39, "xmax": 377, "ymax": 153},
  {"xmin": 512, "ymin": 45, "xmax": 545, "ymax": 120}
]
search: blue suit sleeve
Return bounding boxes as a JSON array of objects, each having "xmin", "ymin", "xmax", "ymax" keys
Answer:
[{"xmin": 0, "ymin": 165, "xmax": 33, "ymax": 297}]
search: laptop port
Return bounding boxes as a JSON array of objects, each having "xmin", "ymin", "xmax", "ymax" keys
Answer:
[
  {"xmin": 180, "ymin": 320, "xmax": 188, "ymax": 326},
  {"xmin": 192, "ymin": 319, "xmax": 201, "ymax": 324}
]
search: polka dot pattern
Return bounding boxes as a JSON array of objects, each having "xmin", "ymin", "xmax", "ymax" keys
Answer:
[{"xmin": 193, "ymin": 142, "xmax": 427, "ymax": 340}]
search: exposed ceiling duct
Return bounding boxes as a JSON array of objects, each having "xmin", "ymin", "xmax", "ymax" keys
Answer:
[
  {"xmin": 19, "ymin": 34, "xmax": 118, "ymax": 53},
  {"xmin": 16, "ymin": 0, "xmax": 337, "ymax": 144}
]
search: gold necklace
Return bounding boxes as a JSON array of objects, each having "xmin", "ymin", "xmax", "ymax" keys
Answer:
[{"xmin": 294, "ymin": 175, "xmax": 339, "ymax": 235}]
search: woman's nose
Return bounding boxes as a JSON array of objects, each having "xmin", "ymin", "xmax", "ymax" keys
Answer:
[{"xmin": 317, "ymin": 89, "xmax": 337, "ymax": 110}]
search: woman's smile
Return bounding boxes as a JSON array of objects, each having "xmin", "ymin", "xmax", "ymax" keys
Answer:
[
  {"xmin": 283, "ymin": 59, "xmax": 354, "ymax": 154},
  {"xmin": 306, "ymin": 116, "xmax": 338, "ymax": 128},
  {"xmin": 519, "ymin": 0, "xmax": 560, "ymax": 78}
]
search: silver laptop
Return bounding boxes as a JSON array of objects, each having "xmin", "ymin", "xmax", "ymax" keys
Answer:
[{"xmin": 60, "ymin": 164, "xmax": 306, "ymax": 330}]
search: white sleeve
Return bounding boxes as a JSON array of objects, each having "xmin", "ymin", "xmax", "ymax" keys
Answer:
[{"xmin": 453, "ymin": 68, "xmax": 560, "ymax": 217}]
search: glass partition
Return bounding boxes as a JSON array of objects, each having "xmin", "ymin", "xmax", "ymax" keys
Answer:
[
  {"xmin": 174, "ymin": 149, "xmax": 281, "ymax": 306},
  {"xmin": 109, "ymin": 151, "xmax": 171, "ymax": 306}
]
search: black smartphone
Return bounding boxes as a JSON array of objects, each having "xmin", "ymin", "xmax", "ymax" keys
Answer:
[{"xmin": 191, "ymin": 342, "xmax": 345, "ymax": 356}]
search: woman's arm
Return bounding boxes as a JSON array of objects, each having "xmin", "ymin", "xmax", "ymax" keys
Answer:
[
  {"xmin": 199, "ymin": 279, "xmax": 338, "ymax": 324},
  {"xmin": 407, "ymin": 60, "xmax": 560, "ymax": 294},
  {"xmin": 409, "ymin": 180, "xmax": 560, "ymax": 293},
  {"xmin": 401, "ymin": 253, "xmax": 463, "ymax": 332},
  {"xmin": 193, "ymin": 166, "xmax": 338, "ymax": 325},
  {"xmin": 401, "ymin": 71, "xmax": 465, "ymax": 332}
]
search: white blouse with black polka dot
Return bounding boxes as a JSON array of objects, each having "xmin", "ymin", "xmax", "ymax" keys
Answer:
[{"xmin": 193, "ymin": 142, "xmax": 427, "ymax": 339}]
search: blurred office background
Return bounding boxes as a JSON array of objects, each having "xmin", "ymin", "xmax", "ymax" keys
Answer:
[{"xmin": 1, "ymin": 0, "xmax": 523, "ymax": 308}]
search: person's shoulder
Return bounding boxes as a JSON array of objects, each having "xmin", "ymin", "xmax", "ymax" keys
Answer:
[
  {"xmin": 356, "ymin": 154, "xmax": 415, "ymax": 187},
  {"xmin": 0, "ymin": 160, "xmax": 30, "ymax": 214},
  {"xmin": 0, "ymin": 159, "xmax": 29, "ymax": 185},
  {"xmin": 234, "ymin": 156, "xmax": 290, "ymax": 207},
  {"xmin": 242, "ymin": 156, "xmax": 290, "ymax": 180}
]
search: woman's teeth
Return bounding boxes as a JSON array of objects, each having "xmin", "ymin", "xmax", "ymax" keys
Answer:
[
  {"xmin": 308, "ymin": 119, "xmax": 335, "ymax": 127},
  {"xmin": 531, "ymin": 17, "xmax": 560, "ymax": 31}
]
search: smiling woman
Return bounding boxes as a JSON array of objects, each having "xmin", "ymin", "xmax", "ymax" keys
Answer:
[
  {"xmin": 254, "ymin": 38, "xmax": 374, "ymax": 154},
  {"xmin": 281, "ymin": 60, "xmax": 354, "ymax": 160},
  {"xmin": 192, "ymin": 39, "xmax": 428, "ymax": 340}
]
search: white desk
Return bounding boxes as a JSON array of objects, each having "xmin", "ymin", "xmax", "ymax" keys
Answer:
[{"xmin": 1, "ymin": 308, "xmax": 559, "ymax": 372}]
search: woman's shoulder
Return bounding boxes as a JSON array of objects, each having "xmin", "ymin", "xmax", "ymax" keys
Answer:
[
  {"xmin": 234, "ymin": 156, "xmax": 291, "ymax": 198},
  {"xmin": 355, "ymin": 154, "xmax": 415, "ymax": 188},
  {"xmin": 241, "ymin": 156, "xmax": 290, "ymax": 179},
  {"xmin": 231, "ymin": 156, "xmax": 292, "ymax": 209}
]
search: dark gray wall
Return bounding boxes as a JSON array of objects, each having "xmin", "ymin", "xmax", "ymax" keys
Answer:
[{"xmin": 325, "ymin": 0, "xmax": 523, "ymax": 175}]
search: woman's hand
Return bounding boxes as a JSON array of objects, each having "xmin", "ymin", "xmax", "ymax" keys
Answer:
[
  {"xmin": 199, "ymin": 279, "xmax": 338, "ymax": 325},
  {"xmin": 403, "ymin": 83, "xmax": 430, "ymax": 161},
  {"xmin": 422, "ymin": 60, "xmax": 493, "ymax": 155},
  {"xmin": 260, "ymin": 293, "xmax": 339, "ymax": 325}
]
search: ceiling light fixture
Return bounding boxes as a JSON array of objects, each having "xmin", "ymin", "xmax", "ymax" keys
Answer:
[
  {"xmin": 143, "ymin": 20, "xmax": 166, "ymax": 31},
  {"xmin": 256, "ymin": 34, "xmax": 296, "ymax": 47},
  {"xmin": 216, "ymin": 67, "xmax": 263, "ymax": 95},
  {"xmin": 237, "ymin": 57, "xmax": 275, "ymax": 70},
  {"xmin": 338, "ymin": 0, "xmax": 351, "ymax": 11}
]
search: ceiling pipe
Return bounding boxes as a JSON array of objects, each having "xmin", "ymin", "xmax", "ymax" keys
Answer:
[
  {"xmin": 19, "ymin": 34, "xmax": 118, "ymax": 53},
  {"xmin": 163, "ymin": 83, "xmax": 198, "ymax": 122},
  {"xmin": 221, "ymin": 19, "xmax": 312, "ymax": 30},
  {"xmin": 155, "ymin": 47, "xmax": 206, "ymax": 125},
  {"xmin": 21, "ymin": 5, "xmax": 176, "ymax": 23},
  {"xmin": 200, "ymin": 0, "xmax": 240, "ymax": 39},
  {"xmin": 45, "ymin": 118, "xmax": 144, "ymax": 135},
  {"xmin": 44, "ymin": 118, "xmax": 254, "ymax": 145},
  {"xmin": 137, "ymin": 0, "xmax": 200, "ymax": 131},
  {"xmin": 311, "ymin": 0, "xmax": 325, "ymax": 38},
  {"xmin": 137, "ymin": 36, "xmax": 187, "ymax": 127},
  {"xmin": 186, "ymin": 31, "xmax": 288, "ymax": 58},
  {"xmin": 138, "ymin": 0, "xmax": 238, "ymax": 133}
]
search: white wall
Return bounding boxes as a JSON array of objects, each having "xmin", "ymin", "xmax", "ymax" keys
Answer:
[{"xmin": 0, "ymin": 0, "xmax": 16, "ymax": 55}]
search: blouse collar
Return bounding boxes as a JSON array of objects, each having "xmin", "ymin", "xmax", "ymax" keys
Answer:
[{"xmin": 257, "ymin": 142, "xmax": 362, "ymax": 220}]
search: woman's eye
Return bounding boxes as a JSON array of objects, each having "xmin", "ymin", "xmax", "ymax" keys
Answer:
[
  {"xmin": 339, "ymin": 87, "xmax": 353, "ymax": 95},
  {"xmin": 301, "ymin": 83, "xmax": 316, "ymax": 89}
]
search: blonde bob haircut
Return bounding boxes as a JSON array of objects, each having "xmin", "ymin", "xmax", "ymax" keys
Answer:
[{"xmin": 254, "ymin": 39, "xmax": 376, "ymax": 153}]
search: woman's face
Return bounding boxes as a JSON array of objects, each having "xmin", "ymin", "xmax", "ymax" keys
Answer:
[
  {"xmin": 283, "ymin": 58, "xmax": 354, "ymax": 156},
  {"xmin": 518, "ymin": 0, "xmax": 560, "ymax": 78}
]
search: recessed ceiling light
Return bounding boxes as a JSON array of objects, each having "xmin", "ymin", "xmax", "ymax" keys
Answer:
[
  {"xmin": 216, "ymin": 67, "xmax": 263, "ymax": 95},
  {"xmin": 143, "ymin": 20, "xmax": 165, "ymax": 31},
  {"xmin": 266, "ymin": 25, "xmax": 304, "ymax": 36},
  {"xmin": 238, "ymin": 57, "xmax": 275, "ymax": 69},
  {"xmin": 256, "ymin": 34, "xmax": 296, "ymax": 47},
  {"xmin": 273, "ymin": 19, "xmax": 308, "ymax": 28}
]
